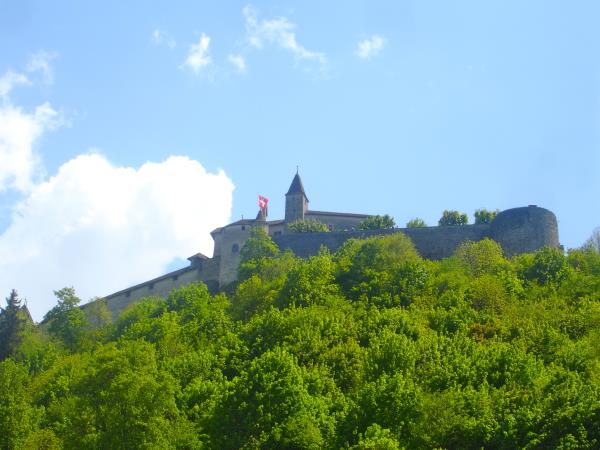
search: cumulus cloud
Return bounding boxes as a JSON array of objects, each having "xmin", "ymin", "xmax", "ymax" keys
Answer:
[
  {"xmin": 0, "ymin": 66, "xmax": 63, "ymax": 193},
  {"xmin": 0, "ymin": 154, "xmax": 234, "ymax": 321},
  {"xmin": 0, "ymin": 60, "xmax": 235, "ymax": 321},
  {"xmin": 228, "ymin": 54, "xmax": 247, "ymax": 73},
  {"xmin": 0, "ymin": 71, "xmax": 29, "ymax": 100},
  {"xmin": 243, "ymin": 5, "xmax": 326, "ymax": 69},
  {"xmin": 27, "ymin": 51, "xmax": 58, "ymax": 84},
  {"xmin": 356, "ymin": 35, "xmax": 386, "ymax": 59},
  {"xmin": 0, "ymin": 101, "xmax": 61, "ymax": 192},
  {"xmin": 182, "ymin": 33, "xmax": 212, "ymax": 73},
  {"xmin": 152, "ymin": 29, "xmax": 176, "ymax": 49}
]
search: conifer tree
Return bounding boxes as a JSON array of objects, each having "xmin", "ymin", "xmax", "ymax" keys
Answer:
[{"xmin": 0, "ymin": 289, "xmax": 25, "ymax": 360}]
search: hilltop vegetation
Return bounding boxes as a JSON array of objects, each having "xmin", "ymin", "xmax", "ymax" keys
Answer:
[{"xmin": 1, "ymin": 230, "xmax": 600, "ymax": 449}]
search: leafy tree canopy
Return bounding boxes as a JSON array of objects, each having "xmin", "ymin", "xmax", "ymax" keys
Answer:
[
  {"xmin": 474, "ymin": 208, "xmax": 500, "ymax": 224},
  {"xmin": 3, "ymin": 233, "xmax": 600, "ymax": 449},
  {"xmin": 238, "ymin": 226, "xmax": 280, "ymax": 281},
  {"xmin": 288, "ymin": 219, "xmax": 330, "ymax": 233},
  {"xmin": 582, "ymin": 227, "xmax": 600, "ymax": 253},
  {"xmin": 438, "ymin": 210, "xmax": 469, "ymax": 226},
  {"xmin": 43, "ymin": 287, "xmax": 88, "ymax": 351},
  {"xmin": 358, "ymin": 214, "xmax": 396, "ymax": 230},
  {"xmin": 406, "ymin": 218, "xmax": 427, "ymax": 228},
  {"xmin": 454, "ymin": 238, "xmax": 506, "ymax": 276}
]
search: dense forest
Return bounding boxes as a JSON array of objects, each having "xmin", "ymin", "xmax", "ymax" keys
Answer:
[{"xmin": 1, "ymin": 229, "xmax": 599, "ymax": 449}]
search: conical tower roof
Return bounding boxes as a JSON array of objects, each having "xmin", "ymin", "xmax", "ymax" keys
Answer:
[
  {"xmin": 286, "ymin": 173, "xmax": 308, "ymax": 200},
  {"xmin": 256, "ymin": 208, "xmax": 267, "ymax": 221}
]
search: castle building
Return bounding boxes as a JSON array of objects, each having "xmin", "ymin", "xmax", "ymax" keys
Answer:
[{"xmin": 98, "ymin": 173, "xmax": 560, "ymax": 318}]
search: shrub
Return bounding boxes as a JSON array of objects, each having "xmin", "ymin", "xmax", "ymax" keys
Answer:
[
  {"xmin": 438, "ymin": 210, "xmax": 468, "ymax": 226},
  {"xmin": 288, "ymin": 219, "xmax": 330, "ymax": 233},
  {"xmin": 406, "ymin": 218, "xmax": 427, "ymax": 228},
  {"xmin": 358, "ymin": 215, "xmax": 396, "ymax": 230}
]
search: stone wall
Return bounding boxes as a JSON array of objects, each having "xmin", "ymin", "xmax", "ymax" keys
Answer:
[
  {"xmin": 304, "ymin": 211, "xmax": 369, "ymax": 231},
  {"xmin": 92, "ymin": 205, "xmax": 559, "ymax": 321},
  {"xmin": 274, "ymin": 206, "xmax": 559, "ymax": 261},
  {"xmin": 489, "ymin": 206, "xmax": 560, "ymax": 256},
  {"xmin": 93, "ymin": 256, "xmax": 221, "ymax": 319},
  {"xmin": 273, "ymin": 225, "xmax": 489, "ymax": 260}
]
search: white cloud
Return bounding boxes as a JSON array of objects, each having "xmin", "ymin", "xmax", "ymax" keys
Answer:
[
  {"xmin": 0, "ymin": 102, "xmax": 61, "ymax": 192},
  {"xmin": 356, "ymin": 35, "xmax": 386, "ymax": 59},
  {"xmin": 182, "ymin": 33, "xmax": 212, "ymax": 73},
  {"xmin": 243, "ymin": 5, "xmax": 326, "ymax": 69},
  {"xmin": 0, "ymin": 61, "xmax": 234, "ymax": 321},
  {"xmin": 228, "ymin": 54, "xmax": 247, "ymax": 73},
  {"xmin": 27, "ymin": 51, "xmax": 58, "ymax": 84},
  {"xmin": 0, "ymin": 71, "xmax": 29, "ymax": 100},
  {"xmin": 0, "ymin": 67, "xmax": 63, "ymax": 192},
  {"xmin": 152, "ymin": 29, "xmax": 176, "ymax": 49},
  {"xmin": 0, "ymin": 154, "xmax": 234, "ymax": 321}
]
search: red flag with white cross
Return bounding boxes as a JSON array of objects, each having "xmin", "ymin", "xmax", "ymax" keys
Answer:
[{"xmin": 258, "ymin": 194, "xmax": 268, "ymax": 211}]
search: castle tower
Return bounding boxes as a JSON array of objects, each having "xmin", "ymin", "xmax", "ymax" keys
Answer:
[{"xmin": 285, "ymin": 173, "xmax": 309, "ymax": 223}]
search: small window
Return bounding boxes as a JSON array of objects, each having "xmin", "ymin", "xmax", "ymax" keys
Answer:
[
  {"xmin": 232, "ymin": 243, "xmax": 239, "ymax": 253},
  {"xmin": 241, "ymin": 225, "xmax": 246, "ymax": 231},
  {"xmin": 172, "ymin": 275, "xmax": 178, "ymax": 281},
  {"xmin": 274, "ymin": 231, "xmax": 282, "ymax": 236},
  {"xmin": 148, "ymin": 283, "xmax": 154, "ymax": 290},
  {"xmin": 125, "ymin": 291, "xmax": 131, "ymax": 298},
  {"xmin": 328, "ymin": 224, "xmax": 333, "ymax": 231}
]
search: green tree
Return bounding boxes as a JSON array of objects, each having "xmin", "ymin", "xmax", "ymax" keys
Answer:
[
  {"xmin": 454, "ymin": 238, "xmax": 507, "ymax": 276},
  {"xmin": 406, "ymin": 218, "xmax": 427, "ymax": 228},
  {"xmin": 210, "ymin": 347, "xmax": 330, "ymax": 449},
  {"xmin": 438, "ymin": 210, "xmax": 469, "ymax": 226},
  {"xmin": 335, "ymin": 233, "xmax": 421, "ymax": 302},
  {"xmin": 521, "ymin": 247, "xmax": 569, "ymax": 286},
  {"xmin": 0, "ymin": 290, "xmax": 29, "ymax": 361},
  {"xmin": 474, "ymin": 208, "xmax": 499, "ymax": 224},
  {"xmin": 350, "ymin": 424, "xmax": 400, "ymax": 450},
  {"xmin": 56, "ymin": 341, "xmax": 199, "ymax": 449},
  {"xmin": 288, "ymin": 219, "xmax": 330, "ymax": 233},
  {"xmin": 358, "ymin": 214, "xmax": 396, "ymax": 230},
  {"xmin": 238, "ymin": 226, "xmax": 280, "ymax": 280},
  {"xmin": 582, "ymin": 227, "xmax": 600, "ymax": 253},
  {"xmin": 44, "ymin": 287, "xmax": 88, "ymax": 351},
  {"xmin": 277, "ymin": 252, "xmax": 340, "ymax": 309},
  {"xmin": 240, "ymin": 227, "xmax": 280, "ymax": 261},
  {"xmin": 344, "ymin": 374, "xmax": 421, "ymax": 447},
  {"xmin": 0, "ymin": 360, "xmax": 40, "ymax": 449}
]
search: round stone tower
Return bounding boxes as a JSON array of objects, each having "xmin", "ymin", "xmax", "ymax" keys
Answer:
[{"xmin": 490, "ymin": 205, "xmax": 559, "ymax": 256}]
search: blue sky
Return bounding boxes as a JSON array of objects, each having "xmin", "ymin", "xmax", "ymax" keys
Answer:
[{"xmin": 1, "ymin": 0, "xmax": 598, "ymax": 319}]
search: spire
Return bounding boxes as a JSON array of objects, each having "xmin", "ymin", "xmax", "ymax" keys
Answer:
[
  {"xmin": 284, "ymin": 172, "xmax": 309, "ymax": 223},
  {"xmin": 256, "ymin": 208, "xmax": 267, "ymax": 221},
  {"xmin": 286, "ymin": 173, "xmax": 308, "ymax": 200}
]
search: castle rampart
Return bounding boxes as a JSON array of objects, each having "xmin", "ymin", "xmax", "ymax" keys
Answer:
[
  {"xmin": 272, "ymin": 206, "xmax": 558, "ymax": 260},
  {"xmin": 95, "ymin": 174, "xmax": 560, "ymax": 319},
  {"xmin": 99, "ymin": 254, "xmax": 220, "ymax": 318}
]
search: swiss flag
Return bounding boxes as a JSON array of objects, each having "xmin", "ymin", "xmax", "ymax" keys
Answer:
[{"xmin": 258, "ymin": 194, "xmax": 269, "ymax": 210}]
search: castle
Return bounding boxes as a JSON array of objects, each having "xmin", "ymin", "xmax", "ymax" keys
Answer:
[{"xmin": 99, "ymin": 173, "xmax": 560, "ymax": 317}]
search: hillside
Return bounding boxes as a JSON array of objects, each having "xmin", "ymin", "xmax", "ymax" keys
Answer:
[{"xmin": 1, "ymin": 230, "xmax": 599, "ymax": 449}]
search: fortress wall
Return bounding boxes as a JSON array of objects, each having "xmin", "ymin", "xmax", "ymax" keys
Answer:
[
  {"xmin": 274, "ymin": 229, "xmax": 394, "ymax": 258},
  {"xmin": 304, "ymin": 212, "xmax": 367, "ymax": 231},
  {"xmin": 91, "ymin": 205, "xmax": 559, "ymax": 321},
  {"xmin": 490, "ymin": 206, "xmax": 559, "ymax": 256},
  {"xmin": 218, "ymin": 225, "xmax": 254, "ymax": 286},
  {"xmin": 402, "ymin": 225, "xmax": 490, "ymax": 259},
  {"xmin": 273, "ymin": 225, "xmax": 490, "ymax": 260},
  {"xmin": 97, "ymin": 257, "xmax": 221, "ymax": 319}
]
